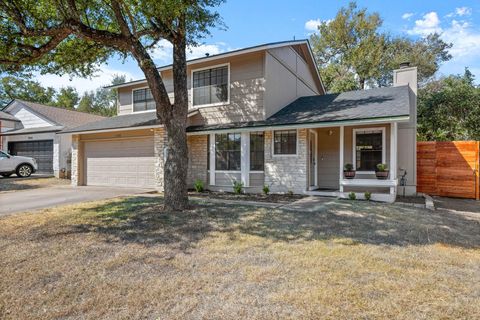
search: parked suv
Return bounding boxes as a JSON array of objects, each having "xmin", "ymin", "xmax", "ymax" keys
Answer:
[{"xmin": 0, "ymin": 150, "xmax": 38, "ymax": 178}]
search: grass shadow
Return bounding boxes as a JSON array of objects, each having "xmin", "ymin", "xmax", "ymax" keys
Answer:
[{"xmin": 32, "ymin": 196, "xmax": 480, "ymax": 250}]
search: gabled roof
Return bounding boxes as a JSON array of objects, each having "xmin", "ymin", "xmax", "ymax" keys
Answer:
[
  {"xmin": 4, "ymin": 100, "xmax": 105, "ymax": 129},
  {"xmin": 0, "ymin": 110, "xmax": 20, "ymax": 122},
  {"xmin": 62, "ymin": 86, "xmax": 411, "ymax": 134},
  {"xmin": 187, "ymin": 86, "xmax": 411, "ymax": 132},
  {"xmin": 105, "ymin": 39, "xmax": 325, "ymax": 93}
]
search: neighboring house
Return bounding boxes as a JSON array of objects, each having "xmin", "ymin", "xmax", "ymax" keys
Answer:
[
  {"xmin": 0, "ymin": 100, "xmax": 104, "ymax": 177},
  {"xmin": 62, "ymin": 39, "xmax": 417, "ymax": 202}
]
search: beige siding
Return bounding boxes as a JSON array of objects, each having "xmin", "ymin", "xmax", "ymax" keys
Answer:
[
  {"xmin": 117, "ymin": 83, "xmax": 149, "ymax": 115},
  {"xmin": 215, "ymin": 172, "xmax": 241, "ymax": 186},
  {"xmin": 316, "ymin": 127, "xmax": 340, "ymax": 189},
  {"xmin": 249, "ymin": 172, "xmax": 265, "ymax": 187},
  {"xmin": 264, "ymin": 46, "xmax": 320, "ymax": 118},
  {"xmin": 116, "ymin": 52, "xmax": 265, "ymax": 125}
]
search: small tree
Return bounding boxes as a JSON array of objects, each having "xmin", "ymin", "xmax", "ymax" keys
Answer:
[{"xmin": 0, "ymin": 0, "xmax": 224, "ymax": 210}]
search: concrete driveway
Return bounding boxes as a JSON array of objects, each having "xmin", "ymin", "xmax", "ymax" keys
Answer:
[{"xmin": 0, "ymin": 185, "xmax": 154, "ymax": 216}]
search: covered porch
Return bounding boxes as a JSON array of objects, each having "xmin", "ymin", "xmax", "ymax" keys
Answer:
[{"xmin": 306, "ymin": 122, "xmax": 399, "ymax": 202}]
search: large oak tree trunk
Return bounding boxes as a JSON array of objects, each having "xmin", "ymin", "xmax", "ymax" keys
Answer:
[{"xmin": 130, "ymin": 31, "xmax": 189, "ymax": 211}]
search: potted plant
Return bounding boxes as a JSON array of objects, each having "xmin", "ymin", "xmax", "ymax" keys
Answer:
[
  {"xmin": 343, "ymin": 163, "xmax": 356, "ymax": 179},
  {"xmin": 375, "ymin": 163, "xmax": 389, "ymax": 180}
]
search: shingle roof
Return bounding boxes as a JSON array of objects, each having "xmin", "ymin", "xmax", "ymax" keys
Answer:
[
  {"xmin": 187, "ymin": 85, "xmax": 411, "ymax": 132},
  {"xmin": 0, "ymin": 110, "xmax": 20, "ymax": 122},
  {"xmin": 0, "ymin": 126, "xmax": 64, "ymax": 136},
  {"xmin": 61, "ymin": 86, "xmax": 411, "ymax": 134},
  {"xmin": 14, "ymin": 100, "xmax": 105, "ymax": 129},
  {"xmin": 60, "ymin": 111, "xmax": 160, "ymax": 133}
]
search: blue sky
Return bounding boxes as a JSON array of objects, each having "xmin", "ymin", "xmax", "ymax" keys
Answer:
[{"xmin": 36, "ymin": 0, "xmax": 480, "ymax": 93}]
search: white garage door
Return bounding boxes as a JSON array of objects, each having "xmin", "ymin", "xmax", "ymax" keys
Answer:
[{"xmin": 84, "ymin": 137, "xmax": 155, "ymax": 188}]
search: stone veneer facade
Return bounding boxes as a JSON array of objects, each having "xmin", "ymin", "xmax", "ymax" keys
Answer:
[
  {"xmin": 70, "ymin": 135, "xmax": 79, "ymax": 186},
  {"xmin": 153, "ymin": 128, "xmax": 167, "ymax": 191},
  {"xmin": 264, "ymin": 129, "xmax": 308, "ymax": 193},
  {"xmin": 187, "ymin": 135, "xmax": 208, "ymax": 187}
]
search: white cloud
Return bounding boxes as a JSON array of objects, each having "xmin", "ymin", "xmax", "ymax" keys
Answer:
[
  {"xmin": 455, "ymin": 7, "xmax": 472, "ymax": 17},
  {"xmin": 408, "ymin": 12, "xmax": 442, "ymax": 36},
  {"xmin": 35, "ymin": 66, "xmax": 136, "ymax": 95},
  {"xmin": 402, "ymin": 13, "xmax": 414, "ymax": 20},
  {"xmin": 305, "ymin": 19, "xmax": 322, "ymax": 32},
  {"xmin": 149, "ymin": 39, "xmax": 228, "ymax": 65},
  {"xmin": 442, "ymin": 20, "xmax": 480, "ymax": 58}
]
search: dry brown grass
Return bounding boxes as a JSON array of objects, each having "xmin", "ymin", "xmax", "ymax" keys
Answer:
[
  {"xmin": 0, "ymin": 197, "xmax": 479, "ymax": 319},
  {"xmin": 0, "ymin": 176, "xmax": 69, "ymax": 192}
]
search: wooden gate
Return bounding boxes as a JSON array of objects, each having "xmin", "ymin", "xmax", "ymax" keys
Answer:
[{"xmin": 417, "ymin": 141, "xmax": 479, "ymax": 199}]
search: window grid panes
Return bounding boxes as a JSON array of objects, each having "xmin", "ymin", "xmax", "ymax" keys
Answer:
[
  {"xmin": 193, "ymin": 66, "xmax": 228, "ymax": 106},
  {"xmin": 133, "ymin": 88, "xmax": 155, "ymax": 112},
  {"xmin": 250, "ymin": 132, "xmax": 264, "ymax": 171},
  {"xmin": 273, "ymin": 130, "xmax": 297, "ymax": 155},
  {"xmin": 355, "ymin": 130, "xmax": 383, "ymax": 171},
  {"xmin": 215, "ymin": 133, "xmax": 241, "ymax": 171}
]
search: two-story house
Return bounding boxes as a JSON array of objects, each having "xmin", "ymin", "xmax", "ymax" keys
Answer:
[{"xmin": 62, "ymin": 39, "xmax": 417, "ymax": 202}]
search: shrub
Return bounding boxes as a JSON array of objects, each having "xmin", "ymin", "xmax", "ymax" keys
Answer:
[
  {"xmin": 344, "ymin": 163, "xmax": 354, "ymax": 171},
  {"xmin": 287, "ymin": 190, "xmax": 294, "ymax": 196},
  {"xmin": 376, "ymin": 163, "xmax": 388, "ymax": 172},
  {"xmin": 193, "ymin": 179, "xmax": 204, "ymax": 193},
  {"xmin": 364, "ymin": 191, "xmax": 372, "ymax": 201},
  {"xmin": 233, "ymin": 180, "xmax": 244, "ymax": 194},
  {"xmin": 348, "ymin": 192, "xmax": 356, "ymax": 200},
  {"xmin": 262, "ymin": 184, "xmax": 270, "ymax": 195}
]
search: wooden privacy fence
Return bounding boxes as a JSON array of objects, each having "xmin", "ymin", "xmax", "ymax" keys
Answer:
[{"xmin": 417, "ymin": 141, "xmax": 480, "ymax": 200}]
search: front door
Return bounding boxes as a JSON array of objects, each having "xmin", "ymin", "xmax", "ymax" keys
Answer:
[{"xmin": 309, "ymin": 130, "xmax": 318, "ymax": 188}]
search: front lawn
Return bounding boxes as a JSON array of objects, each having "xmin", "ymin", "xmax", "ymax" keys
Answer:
[
  {"xmin": 0, "ymin": 176, "xmax": 69, "ymax": 192},
  {"xmin": 0, "ymin": 197, "xmax": 479, "ymax": 319}
]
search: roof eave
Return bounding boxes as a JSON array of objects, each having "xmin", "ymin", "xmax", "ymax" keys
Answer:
[{"xmin": 104, "ymin": 39, "xmax": 315, "ymax": 90}]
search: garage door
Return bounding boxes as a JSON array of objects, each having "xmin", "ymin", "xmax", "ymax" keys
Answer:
[
  {"xmin": 84, "ymin": 137, "xmax": 155, "ymax": 188},
  {"xmin": 8, "ymin": 140, "xmax": 53, "ymax": 173}
]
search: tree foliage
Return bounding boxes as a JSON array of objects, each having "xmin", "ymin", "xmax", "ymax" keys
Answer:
[
  {"xmin": 0, "ymin": 75, "xmax": 56, "ymax": 106},
  {"xmin": 417, "ymin": 69, "xmax": 480, "ymax": 141},
  {"xmin": 0, "ymin": 0, "xmax": 224, "ymax": 210},
  {"xmin": 311, "ymin": 1, "xmax": 452, "ymax": 93},
  {"xmin": 55, "ymin": 86, "xmax": 80, "ymax": 109}
]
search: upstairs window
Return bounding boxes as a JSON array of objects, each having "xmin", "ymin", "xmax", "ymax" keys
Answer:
[
  {"xmin": 133, "ymin": 88, "xmax": 155, "ymax": 112},
  {"xmin": 273, "ymin": 130, "xmax": 297, "ymax": 155},
  {"xmin": 193, "ymin": 65, "xmax": 229, "ymax": 106},
  {"xmin": 354, "ymin": 128, "xmax": 385, "ymax": 172}
]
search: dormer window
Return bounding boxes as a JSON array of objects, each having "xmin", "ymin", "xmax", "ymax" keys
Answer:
[
  {"xmin": 192, "ymin": 64, "xmax": 229, "ymax": 107},
  {"xmin": 133, "ymin": 88, "xmax": 155, "ymax": 112}
]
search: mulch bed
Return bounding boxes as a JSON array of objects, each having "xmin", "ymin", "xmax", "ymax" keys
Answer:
[
  {"xmin": 396, "ymin": 196, "xmax": 425, "ymax": 205},
  {"xmin": 188, "ymin": 190, "xmax": 306, "ymax": 204}
]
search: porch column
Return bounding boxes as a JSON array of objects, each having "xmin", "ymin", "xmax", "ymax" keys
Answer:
[
  {"xmin": 390, "ymin": 122, "xmax": 398, "ymax": 196},
  {"xmin": 241, "ymin": 132, "xmax": 250, "ymax": 187},
  {"xmin": 339, "ymin": 125, "xmax": 344, "ymax": 192},
  {"xmin": 209, "ymin": 133, "xmax": 215, "ymax": 186}
]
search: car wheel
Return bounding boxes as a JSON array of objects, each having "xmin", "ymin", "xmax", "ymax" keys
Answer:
[
  {"xmin": 16, "ymin": 164, "xmax": 33, "ymax": 178},
  {"xmin": 1, "ymin": 173, "xmax": 12, "ymax": 178}
]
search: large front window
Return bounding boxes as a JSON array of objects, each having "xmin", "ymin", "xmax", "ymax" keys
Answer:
[
  {"xmin": 133, "ymin": 88, "xmax": 155, "ymax": 112},
  {"xmin": 250, "ymin": 132, "xmax": 264, "ymax": 171},
  {"xmin": 215, "ymin": 133, "xmax": 240, "ymax": 171},
  {"xmin": 354, "ymin": 128, "xmax": 384, "ymax": 171},
  {"xmin": 193, "ymin": 65, "xmax": 229, "ymax": 106}
]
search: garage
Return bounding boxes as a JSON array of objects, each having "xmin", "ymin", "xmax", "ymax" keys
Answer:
[
  {"xmin": 84, "ymin": 136, "xmax": 155, "ymax": 188},
  {"xmin": 8, "ymin": 140, "xmax": 54, "ymax": 173}
]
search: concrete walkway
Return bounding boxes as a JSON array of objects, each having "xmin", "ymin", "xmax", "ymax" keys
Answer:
[{"xmin": 0, "ymin": 185, "xmax": 153, "ymax": 216}]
